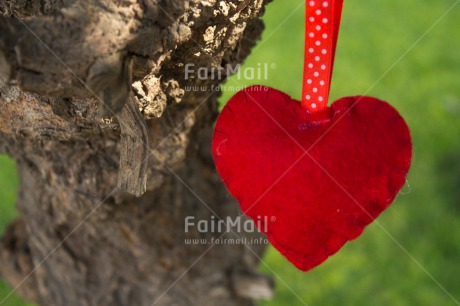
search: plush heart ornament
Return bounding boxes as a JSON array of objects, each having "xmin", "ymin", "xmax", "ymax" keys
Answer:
[
  {"xmin": 213, "ymin": 86, "xmax": 412, "ymax": 271},
  {"xmin": 212, "ymin": 0, "xmax": 412, "ymax": 271}
]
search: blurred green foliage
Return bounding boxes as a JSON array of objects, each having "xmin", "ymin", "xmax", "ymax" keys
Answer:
[
  {"xmin": 0, "ymin": 156, "xmax": 33, "ymax": 305},
  {"xmin": 223, "ymin": 0, "xmax": 460, "ymax": 305},
  {"xmin": 1, "ymin": 0, "xmax": 459, "ymax": 305}
]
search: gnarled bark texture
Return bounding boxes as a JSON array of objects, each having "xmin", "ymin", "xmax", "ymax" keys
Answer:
[{"xmin": 0, "ymin": 0, "xmax": 274, "ymax": 305}]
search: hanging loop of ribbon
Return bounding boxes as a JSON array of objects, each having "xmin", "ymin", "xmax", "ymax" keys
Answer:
[{"xmin": 301, "ymin": 0, "xmax": 344, "ymax": 113}]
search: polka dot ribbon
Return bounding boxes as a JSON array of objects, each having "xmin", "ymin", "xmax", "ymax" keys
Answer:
[{"xmin": 302, "ymin": 0, "xmax": 344, "ymax": 113}]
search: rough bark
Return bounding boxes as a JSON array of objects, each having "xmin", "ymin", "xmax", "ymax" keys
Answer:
[{"xmin": 0, "ymin": 0, "xmax": 274, "ymax": 305}]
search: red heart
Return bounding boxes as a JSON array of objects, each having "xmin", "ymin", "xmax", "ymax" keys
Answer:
[{"xmin": 212, "ymin": 85, "xmax": 412, "ymax": 271}]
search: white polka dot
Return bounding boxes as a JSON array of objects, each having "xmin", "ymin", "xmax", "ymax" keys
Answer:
[
  {"xmin": 320, "ymin": 80, "xmax": 325, "ymax": 86},
  {"xmin": 318, "ymin": 96, "xmax": 324, "ymax": 102},
  {"xmin": 321, "ymin": 49, "xmax": 327, "ymax": 54},
  {"xmin": 322, "ymin": 33, "xmax": 328, "ymax": 39},
  {"xmin": 313, "ymin": 87, "xmax": 318, "ymax": 93},
  {"xmin": 309, "ymin": 32, "xmax": 315, "ymax": 38},
  {"xmin": 307, "ymin": 79, "xmax": 312, "ymax": 84},
  {"xmin": 321, "ymin": 64, "xmax": 326, "ymax": 70},
  {"xmin": 322, "ymin": 18, "xmax": 328, "ymax": 24},
  {"xmin": 315, "ymin": 9, "xmax": 321, "ymax": 15},
  {"xmin": 308, "ymin": 63, "xmax": 313, "ymax": 68},
  {"xmin": 323, "ymin": 1, "xmax": 329, "ymax": 7},
  {"xmin": 311, "ymin": 103, "xmax": 317, "ymax": 109},
  {"xmin": 309, "ymin": 47, "xmax": 314, "ymax": 53},
  {"xmin": 309, "ymin": 17, "xmax": 315, "ymax": 22},
  {"xmin": 315, "ymin": 56, "xmax": 320, "ymax": 61},
  {"xmin": 314, "ymin": 72, "xmax": 319, "ymax": 77},
  {"xmin": 315, "ymin": 41, "xmax": 321, "ymax": 46},
  {"xmin": 306, "ymin": 94, "xmax": 311, "ymax": 100},
  {"xmin": 309, "ymin": 1, "xmax": 315, "ymax": 6},
  {"xmin": 316, "ymin": 25, "xmax": 321, "ymax": 31}
]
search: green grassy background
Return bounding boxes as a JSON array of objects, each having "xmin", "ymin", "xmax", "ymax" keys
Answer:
[
  {"xmin": 223, "ymin": 0, "xmax": 460, "ymax": 305},
  {"xmin": 1, "ymin": 0, "xmax": 460, "ymax": 304}
]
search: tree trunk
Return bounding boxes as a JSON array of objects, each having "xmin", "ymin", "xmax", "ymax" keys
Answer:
[{"xmin": 0, "ymin": 1, "xmax": 274, "ymax": 305}]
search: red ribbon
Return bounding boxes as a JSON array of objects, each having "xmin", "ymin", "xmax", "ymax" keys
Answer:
[{"xmin": 301, "ymin": 0, "xmax": 344, "ymax": 113}]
